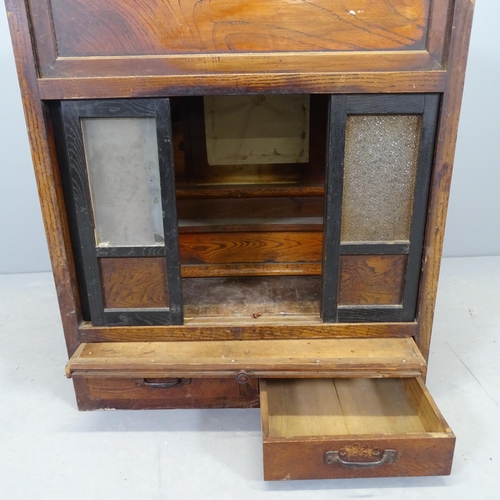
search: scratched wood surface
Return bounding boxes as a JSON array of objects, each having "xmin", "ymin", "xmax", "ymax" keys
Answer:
[
  {"xmin": 75, "ymin": 376, "xmax": 260, "ymax": 409},
  {"xmin": 49, "ymin": 0, "xmax": 428, "ymax": 57},
  {"xmin": 182, "ymin": 276, "xmax": 321, "ymax": 317},
  {"xmin": 66, "ymin": 338, "xmax": 426, "ymax": 378}
]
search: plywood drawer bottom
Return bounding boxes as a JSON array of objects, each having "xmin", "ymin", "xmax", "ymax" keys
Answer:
[
  {"xmin": 260, "ymin": 378, "xmax": 454, "ymax": 480},
  {"xmin": 73, "ymin": 376, "xmax": 260, "ymax": 410}
]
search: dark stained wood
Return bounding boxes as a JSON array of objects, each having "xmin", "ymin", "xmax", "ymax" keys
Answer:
[
  {"xmin": 339, "ymin": 255, "xmax": 407, "ymax": 306},
  {"xmin": 337, "ymin": 306, "xmax": 404, "ymax": 323},
  {"xmin": 416, "ymin": 0, "xmax": 476, "ymax": 362},
  {"xmin": 179, "ymin": 231, "xmax": 322, "ymax": 267},
  {"xmin": 58, "ymin": 98, "xmax": 184, "ymax": 327},
  {"xmin": 74, "ymin": 376, "xmax": 260, "ymax": 410},
  {"xmin": 5, "ymin": 0, "xmax": 82, "ymax": 355},
  {"xmin": 322, "ymin": 93, "xmax": 439, "ymax": 324},
  {"xmin": 96, "ymin": 247, "xmax": 166, "ymax": 258},
  {"xmin": 346, "ymin": 94, "xmax": 425, "ymax": 114},
  {"xmin": 340, "ymin": 243, "xmax": 410, "ymax": 255},
  {"xmin": 177, "ymin": 197, "xmax": 324, "ymax": 220},
  {"xmin": 176, "ymin": 184, "xmax": 324, "ymax": 199},
  {"xmin": 305, "ymin": 94, "xmax": 329, "ymax": 184},
  {"xmin": 320, "ymin": 95, "xmax": 346, "ymax": 322},
  {"xmin": 49, "ymin": 0, "xmax": 428, "ymax": 57},
  {"xmin": 99, "ymin": 258, "xmax": 168, "ymax": 309},
  {"xmin": 66, "ymin": 338, "xmax": 427, "ymax": 379},
  {"xmin": 178, "ymin": 219, "xmax": 323, "ymax": 235},
  {"xmin": 37, "ymin": 71, "xmax": 447, "ymax": 100},
  {"xmin": 261, "ymin": 377, "xmax": 455, "ymax": 480},
  {"xmin": 401, "ymin": 93, "xmax": 440, "ymax": 321},
  {"xmin": 78, "ymin": 321, "xmax": 418, "ymax": 343}
]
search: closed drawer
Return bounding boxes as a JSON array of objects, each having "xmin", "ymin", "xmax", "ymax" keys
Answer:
[
  {"xmin": 73, "ymin": 376, "xmax": 259, "ymax": 410},
  {"xmin": 260, "ymin": 377, "xmax": 454, "ymax": 480}
]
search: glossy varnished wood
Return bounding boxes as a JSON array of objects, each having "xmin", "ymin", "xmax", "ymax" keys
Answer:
[
  {"xmin": 66, "ymin": 338, "xmax": 426, "ymax": 380},
  {"xmin": 27, "ymin": 0, "xmax": 452, "ymax": 92},
  {"xmin": 49, "ymin": 0, "xmax": 428, "ymax": 56},
  {"xmin": 261, "ymin": 377, "xmax": 454, "ymax": 480},
  {"xmin": 179, "ymin": 231, "xmax": 323, "ymax": 266}
]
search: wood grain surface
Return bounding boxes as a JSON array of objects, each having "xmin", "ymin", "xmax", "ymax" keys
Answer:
[
  {"xmin": 338, "ymin": 255, "xmax": 407, "ymax": 305},
  {"xmin": 261, "ymin": 377, "xmax": 455, "ymax": 480},
  {"xmin": 66, "ymin": 338, "xmax": 426, "ymax": 379},
  {"xmin": 99, "ymin": 257, "xmax": 169, "ymax": 309},
  {"xmin": 179, "ymin": 231, "xmax": 323, "ymax": 265},
  {"xmin": 74, "ymin": 376, "xmax": 260, "ymax": 410},
  {"xmin": 416, "ymin": 0, "xmax": 476, "ymax": 362},
  {"xmin": 49, "ymin": 0, "xmax": 428, "ymax": 57}
]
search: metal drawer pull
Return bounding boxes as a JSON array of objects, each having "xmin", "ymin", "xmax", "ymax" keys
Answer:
[
  {"xmin": 135, "ymin": 378, "xmax": 191, "ymax": 388},
  {"xmin": 325, "ymin": 449, "xmax": 397, "ymax": 469}
]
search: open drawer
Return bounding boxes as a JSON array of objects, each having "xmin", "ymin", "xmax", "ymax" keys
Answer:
[{"xmin": 260, "ymin": 377, "xmax": 454, "ymax": 480}]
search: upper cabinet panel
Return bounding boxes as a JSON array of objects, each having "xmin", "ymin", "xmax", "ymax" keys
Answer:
[
  {"xmin": 26, "ymin": 0, "xmax": 453, "ymax": 91},
  {"xmin": 49, "ymin": 0, "xmax": 428, "ymax": 56}
]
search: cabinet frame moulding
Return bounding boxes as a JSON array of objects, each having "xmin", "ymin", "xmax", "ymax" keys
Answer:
[
  {"xmin": 77, "ymin": 320, "xmax": 418, "ymax": 343},
  {"xmin": 27, "ymin": 0, "xmax": 452, "ymax": 79}
]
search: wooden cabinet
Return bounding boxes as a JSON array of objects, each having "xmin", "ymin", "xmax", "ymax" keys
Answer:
[{"xmin": 5, "ymin": 0, "xmax": 475, "ymax": 481}]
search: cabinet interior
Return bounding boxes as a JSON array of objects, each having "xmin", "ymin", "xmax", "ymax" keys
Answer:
[
  {"xmin": 171, "ymin": 94, "xmax": 325, "ymax": 320},
  {"xmin": 56, "ymin": 93, "xmax": 437, "ymax": 327}
]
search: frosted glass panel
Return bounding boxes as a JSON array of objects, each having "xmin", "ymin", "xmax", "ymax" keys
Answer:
[
  {"xmin": 204, "ymin": 95, "xmax": 309, "ymax": 165},
  {"xmin": 341, "ymin": 115, "xmax": 421, "ymax": 243},
  {"xmin": 82, "ymin": 118, "xmax": 164, "ymax": 247}
]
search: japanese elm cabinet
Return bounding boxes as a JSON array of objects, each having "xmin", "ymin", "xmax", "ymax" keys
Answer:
[{"xmin": 6, "ymin": 0, "xmax": 475, "ymax": 481}]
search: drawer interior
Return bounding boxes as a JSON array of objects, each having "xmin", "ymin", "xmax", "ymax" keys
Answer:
[
  {"xmin": 264, "ymin": 378, "xmax": 446, "ymax": 438},
  {"xmin": 260, "ymin": 377, "xmax": 455, "ymax": 480}
]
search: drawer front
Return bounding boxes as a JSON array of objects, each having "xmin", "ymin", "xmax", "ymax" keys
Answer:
[
  {"xmin": 74, "ymin": 377, "xmax": 259, "ymax": 410},
  {"xmin": 263, "ymin": 436, "xmax": 455, "ymax": 480},
  {"xmin": 48, "ymin": 0, "xmax": 429, "ymax": 57},
  {"xmin": 260, "ymin": 378, "xmax": 455, "ymax": 480}
]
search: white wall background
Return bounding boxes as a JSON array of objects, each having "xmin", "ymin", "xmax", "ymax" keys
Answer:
[{"xmin": 0, "ymin": 2, "xmax": 499, "ymax": 274}]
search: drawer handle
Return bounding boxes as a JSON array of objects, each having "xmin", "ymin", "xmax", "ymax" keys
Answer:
[
  {"xmin": 325, "ymin": 449, "xmax": 397, "ymax": 469},
  {"xmin": 135, "ymin": 378, "xmax": 191, "ymax": 388}
]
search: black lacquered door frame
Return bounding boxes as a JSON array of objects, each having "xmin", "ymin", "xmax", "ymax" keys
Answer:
[
  {"xmin": 321, "ymin": 94, "xmax": 440, "ymax": 323},
  {"xmin": 57, "ymin": 98, "xmax": 183, "ymax": 326}
]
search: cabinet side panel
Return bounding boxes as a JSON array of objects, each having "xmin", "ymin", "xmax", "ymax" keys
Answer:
[
  {"xmin": 5, "ymin": 0, "xmax": 81, "ymax": 355},
  {"xmin": 416, "ymin": 0, "xmax": 476, "ymax": 361}
]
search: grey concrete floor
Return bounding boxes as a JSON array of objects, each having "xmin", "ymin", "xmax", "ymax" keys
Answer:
[{"xmin": 1, "ymin": 256, "xmax": 499, "ymax": 499}]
